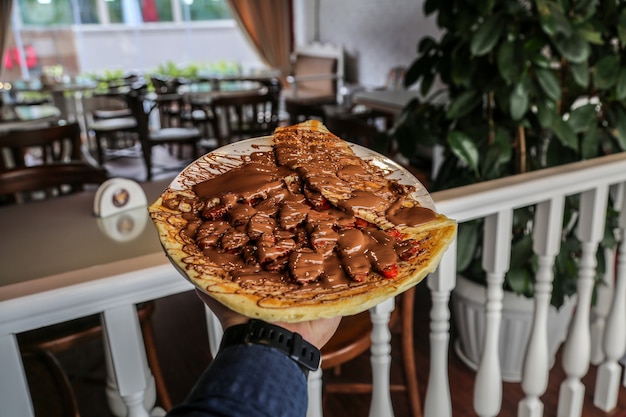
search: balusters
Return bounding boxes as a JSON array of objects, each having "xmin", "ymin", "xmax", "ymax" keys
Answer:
[
  {"xmin": 424, "ymin": 240, "xmax": 456, "ymax": 417},
  {"xmin": 594, "ymin": 182, "xmax": 626, "ymax": 411},
  {"xmin": 102, "ymin": 305, "xmax": 152, "ymax": 417},
  {"xmin": 0, "ymin": 334, "xmax": 34, "ymax": 417},
  {"xmin": 369, "ymin": 297, "xmax": 396, "ymax": 417},
  {"xmin": 474, "ymin": 210, "xmax": 512, "ymax": 417},
  {"xmin": 557, "ymin": 186, "xmax": 609, "ymax": 417},
  {"xmin": 518, "ymin": 197, "xmax": 564, "ymax": 417},
  {"xmin": 307, "ymin": 368, "xmax": 324, "ymax": 417}
]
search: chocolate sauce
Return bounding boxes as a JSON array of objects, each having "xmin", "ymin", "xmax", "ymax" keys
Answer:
[{"xmin": 166, "ymin": 144, "xmax": 436, "ymax": 287}]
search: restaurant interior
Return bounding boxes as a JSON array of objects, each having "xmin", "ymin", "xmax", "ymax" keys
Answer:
[{"xmin": 1, "ymin": 1, "xmax": 626, "ymax": 417}]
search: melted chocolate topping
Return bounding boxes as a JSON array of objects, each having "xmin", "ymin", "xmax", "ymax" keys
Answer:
[{"xmin": 166, "ymin": 143, "xmax": 436, "ymax": 287}]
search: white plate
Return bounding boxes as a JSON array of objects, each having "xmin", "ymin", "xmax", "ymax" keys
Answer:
[{"xmin": 168, "ymin": 136, "xmax": 434, "ymax": 210}]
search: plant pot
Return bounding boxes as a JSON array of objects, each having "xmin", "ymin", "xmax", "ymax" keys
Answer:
[{"xmin": 451, "ymin": 274, "xmax": 576, "ymax": 382}]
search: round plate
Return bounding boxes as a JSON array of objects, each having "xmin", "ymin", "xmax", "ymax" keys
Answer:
[{"xmin": 153, "ymin": 135, "xmax": 451, "ymax": 322}]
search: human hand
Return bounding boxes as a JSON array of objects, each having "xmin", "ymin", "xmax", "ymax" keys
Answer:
[{"xmin": 196, "ymin": 289, "xmax": 341, "ymax": 349}]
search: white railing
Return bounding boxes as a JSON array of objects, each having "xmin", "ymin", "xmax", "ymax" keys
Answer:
[{"xmin": 426, "ymin": 152, "xmax": 626, "ymax": 417}]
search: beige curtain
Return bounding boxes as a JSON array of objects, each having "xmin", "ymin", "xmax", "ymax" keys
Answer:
[
  {"xmin": 226, "ymin": 0, "xmax": 292, "ymax": 80},
  {"xmin": 0, "ymin": 0, "xmax": 13, "ymax": 82}
]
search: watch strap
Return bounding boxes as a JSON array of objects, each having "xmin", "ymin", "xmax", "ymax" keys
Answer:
[{"xmin": 219, "ymin": 319, "xmax": 321, "ymax": 375}]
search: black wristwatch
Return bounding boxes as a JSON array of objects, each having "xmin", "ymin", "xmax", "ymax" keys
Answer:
[{"xmin": 219, "ymin": 319, "xmax": 321, "ymax": 376}]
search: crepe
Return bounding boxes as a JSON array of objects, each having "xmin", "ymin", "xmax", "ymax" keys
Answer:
[{"xmin": 149, "ymin": 120, "xmax": 456, "ymax": 322}]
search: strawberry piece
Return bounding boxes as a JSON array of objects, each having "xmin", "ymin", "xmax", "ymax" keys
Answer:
[
  {"xmin": 386, "ymin": 228, "xmax": 403, "ymax": 241},
  {"xmin": 380, "ymin": 264, "xmax": 398, "ymax": 279},
  {"xmin": 354, "ymin": 218, "xmax": 369, "ymax": 229},
  {"xmin": 398, "ymin": 240, "xmax": 421, "ymax": 261},
  {"xmin": 201, "ymin": 205, "xmax": 228, "ymax": 220}
]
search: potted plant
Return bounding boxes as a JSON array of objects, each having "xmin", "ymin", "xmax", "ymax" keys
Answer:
[{"xmin": 392, "ymin": 0, "xmax": 624, "ymax": 380}]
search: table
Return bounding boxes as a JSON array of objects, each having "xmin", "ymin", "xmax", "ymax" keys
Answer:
[
  {"xmin": 0, "ymin": 104, "xmax": 61, "ymax": 132},
  {"xmin": 352, "ymin": 89, "xmax": 422, "ymax": 119},
  {"xmin": 0, "ymin": 179, "xmax": 192, "ymax": 417}
]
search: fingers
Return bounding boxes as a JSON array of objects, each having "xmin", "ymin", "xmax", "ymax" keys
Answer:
[{"xmin": 195, "ymin": 288, "xmax": 342, "ymax": 348}]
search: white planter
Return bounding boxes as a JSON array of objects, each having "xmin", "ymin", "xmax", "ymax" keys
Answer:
[{"xmin": 451, "ymin": 274, "xmax": 576, "ymax": 382}]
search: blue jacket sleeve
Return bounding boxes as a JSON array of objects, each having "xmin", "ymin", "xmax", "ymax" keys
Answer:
[{"xmin": 166, "ymin": 343, "xmax": 308, "ymax": 417}]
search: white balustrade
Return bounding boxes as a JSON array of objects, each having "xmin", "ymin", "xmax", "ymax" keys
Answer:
[
  {"xmin": 519, "ymin": 197, "xmax": 564, "ymax": 417},
  {"xmin": 594, "ymin": 182, "xmax": 626, "ymax": 411},
  {"xmin": 423, "ymin": 240, "xmax": 456, "ymax": 417},
  {"xmin": 430, "ymin": 152, "xmax": 626, "ymax": 417},
  {"xmin": 368, "ymin": 297, "xmax": 396, "ymax": 417}
]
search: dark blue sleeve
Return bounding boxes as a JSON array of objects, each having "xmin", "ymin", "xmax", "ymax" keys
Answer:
[{"xmin": 166, "ymin": 344, "xmax": 308, "ymax": 417}]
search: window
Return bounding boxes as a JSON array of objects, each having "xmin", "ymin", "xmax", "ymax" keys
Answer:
[
  {"xmin": 16, "ymin": 0, "xmax": 230, "ymax": 26},
  {"xmin": 183, "ymin": 0, "xmax": 231, "ymax": 21}
]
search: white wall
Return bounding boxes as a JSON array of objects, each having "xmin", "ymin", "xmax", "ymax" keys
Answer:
[
  {"xmin": 316, "ymin": 0, "xmax": 440, "ymax": 88},
  {"xmin": 74, "ymin": 21, "xmax": 263, "ymax": 75}
]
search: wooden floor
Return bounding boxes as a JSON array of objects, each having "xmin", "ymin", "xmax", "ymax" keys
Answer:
[{"xmin": 46, "ymin": 280, "xmax": 626, "ymax": 417}]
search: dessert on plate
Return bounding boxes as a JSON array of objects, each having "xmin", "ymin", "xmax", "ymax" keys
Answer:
[{"xmin": 149, "ymin": 120, "xmax": 456, "ymax": 322}]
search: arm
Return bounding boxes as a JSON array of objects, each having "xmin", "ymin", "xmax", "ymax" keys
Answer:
[{"xmin": 166, "ymin": 290, "xmax": 341, "ymax": 417}]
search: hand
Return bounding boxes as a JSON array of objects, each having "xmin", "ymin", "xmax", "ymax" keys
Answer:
[{"xmin": 196, "ymin": 289, "xmax": 341, "ymax": 349}]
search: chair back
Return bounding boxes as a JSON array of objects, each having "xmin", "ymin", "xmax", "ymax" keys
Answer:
[
  {"xmin": 210, "ymin": 87, "xmax": 281, "ymax": 146},
  {"xmin": 288, "ymin": 42, "xmax": 345, "ymax": 102},
  {"xmin": 0, "ymin": 122, "xmax": 83, "ymax": 170},
  {"xmin": 124, "ymin": 87, "xmax": 152, "ymax": 143},
  {"xmin": 0, "ymin": 163, "xmax": 108, "ymax": 204}
]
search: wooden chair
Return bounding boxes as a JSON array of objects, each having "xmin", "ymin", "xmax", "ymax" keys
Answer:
[
  {"xmin": 209, "ymin": 84, "xmax": 281, "ymax": 146},
  {"xmin": 0, "ymin": 122, "xmax": 84, "ymax": 171},
  {"xmin": 150, "ymin": 75, "xmax": 187, "ymax": 128},
  {"xmin": 83, "ymin": 95, "xmax": 138, "ymax": 166},
  {"xmin": 22, "ymin": 350, "xmax": 80, "ymax": 417},
  {"xmin": 1, "ymin": 164, "xmax": 173, "ymax": 411},
  {"xmin": 283, "ymin": 42, "xmax": 345, "ymax": 124},
  {"xmin": 0, "ymin": 163, "xmax": 108, "ymax": 203},
  {"xmin": 320, "ymin": 288, "xmax": 422, "ymax": 417},
  {"xmin": 125, "ymin": 85, "xmax": 203, "ymax": 181}
]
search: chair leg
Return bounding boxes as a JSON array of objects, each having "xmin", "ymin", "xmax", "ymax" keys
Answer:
[
  {"xmin": 142, "ymin": 143, "xmax": 153, "ymax": 182},
  {"xmin": 401, "ymin": 287, "xmax": 422, "ymax": 417},
  {"xmin": 139, "ymin": 308, "xmax": 172, "ymax": 411}
]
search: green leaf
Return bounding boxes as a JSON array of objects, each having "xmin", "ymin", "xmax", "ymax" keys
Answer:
[
  {"xmin": 618, "ymin": 9, "xmax": 626, "ymax": 44},
  {"xmin": 446, "ymin": 90, "xmax": 481, "ymax": 119},
  {"xmin": 404, "ymin": 55, "xmax": 432, "ymax": 89},
  {"xmin": 497, "ymin": 40, "xmax": 524, "ymax": 84},
  {"xmin": 456, "ymin": 221, "xmax": 480, "ymax": 271},
  {"xmin": 614, "ymin": 105, "xmax": 626, "ymax": 151},
  {"xmin": 509, "ymin": 235, "xmax": 533, "ymax": 269},
  {"xmin": 581, "ymin": 125, "xmax": 599, "ymax": 159},
  {"xmin": 570, "ymin": 62, "xmax": 590, "ymax": 88},
  {"xmin": 536, "ymin": 99, "xmax": 557, "ymax": 129},
  {"xmin": 536, "ymin": 0, "xmax": 572, "ymax": 37},
  {"xmin": 567, "ymin": 104, "xmax": 596, "ymax": 134},
  {"xmin": 552, "ymin": 117, "xmax": 578, "ymax": 151},
  {"xmin": 553, "ymin": 32, "xmax": 591, "ymax": 64},
  {"xmin": 482, "ymin": 128, "xmax": 513, "ymax": 179},
  {"xmin": 448, "ymin": 130, "xmax": 480, "ymax": 176},
  {"xmin": 535, "ymin": 68, "xmax": 562, "ymax": 101},
  {"xmin": 470, "ymin": 14, "xmax": 504, "ymax": 56},
  {"xmin": 506, "ymin": 268, "xmax": 533, "ymax": 295},
  {"xmin": 578, "ymin": 24, "xmax": 604, "ymax": 45},
  {"xmin": 423, "ymin": 0, "xmax": 439, "ymax": 16},
  {"xmin": 594, "ymin": 55, "xmax": 620, "ymax": 90},
  {"xmin": 510, "ymin": 82, "xmax": 529, "ymax": 120},
  {"xmin": 616, "ymin": 68, "xmax": 626, "ymax": 101}
]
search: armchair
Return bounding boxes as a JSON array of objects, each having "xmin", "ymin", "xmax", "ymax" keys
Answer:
[{"xmin": 283, "ymin": 42, "xmax": 344, "ymax": 124}]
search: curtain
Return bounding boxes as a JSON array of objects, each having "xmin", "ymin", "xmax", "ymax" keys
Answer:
[
  {"xmin": 226, "ymin": 0, "xmax": 292, "ymax": 80},
  {"xmin": 0, "ymin": 0, "xmax": 13, "ymax": 82}
]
